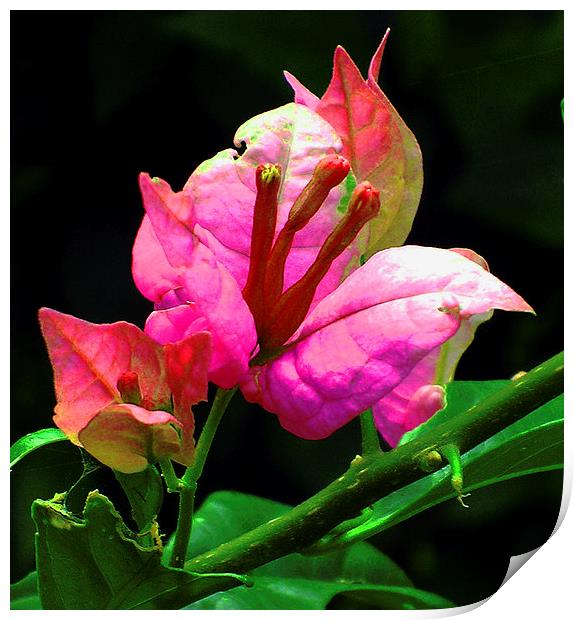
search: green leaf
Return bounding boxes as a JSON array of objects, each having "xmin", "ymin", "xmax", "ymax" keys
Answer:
[
  {"xmin": 329, "ymin": 587, "xmax": 454, "ymax": 610},
  {"xmin": 185, "ymin": 577, "xmax": 454, "ymax": 610},
  {"xmin": 329, "ymin": 383, "xmax": 563, "ymax": 546},
  {"xmin": 10, "ymin": 573, "xmax": 42, "ymax": 610},
  {"xmin": 10, "ymin": 428, "xmax": 67, "ymax": 468},
  {"xmin": 259, "ymin": 538, "xmax": 408, "ymax": 584},
  {"xmin": 32, "ymin": 491, "xmax": 246, "ymax": 609},
  {"xmin": 182, "ymin": 491, "xmax": 291, "ymax": 557},
  {"xmin": 177, "ymin": 491, "xmax": 453, "ymax": 610},
  {"xmin": 114, "ymin": 465, "xmax": 164, "ymax": 533}
]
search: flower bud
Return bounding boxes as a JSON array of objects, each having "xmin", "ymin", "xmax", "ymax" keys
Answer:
[{"xmin": 117, "ymin": 371, "xmax": 142, "ymax": 406}]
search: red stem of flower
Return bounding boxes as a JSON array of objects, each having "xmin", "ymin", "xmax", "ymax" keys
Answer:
[
  {"xmin": 260, "ymin": 182, "xmax": 380, "ymax": 351},
  {"xmin": 263, "ymin": 154, "xmax": 351, "ymax": 306},
  {"xmin": 242, "ymin": 164, "xmax": 281, "ymax": 331}
]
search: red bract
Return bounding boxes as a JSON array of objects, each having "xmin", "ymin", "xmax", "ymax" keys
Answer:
[{"xmin": 39, "ymin": 308, "xmax": 211, "ymax": 473}]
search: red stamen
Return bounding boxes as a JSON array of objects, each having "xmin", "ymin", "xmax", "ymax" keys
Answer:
[
  {"xmin": 263, "ymin": 154, "xmax": 350, "ymax": 306},
  {"xmin": 260, "ymin": 182, "xmax": 380, "ymax": 351},
  {"xmin": 242, "ymin": 164, "xmax": 282, "ymax": 330},
  {"xmin": 117, "ymin": 371, "xmax": 142, "ymax": 405}
]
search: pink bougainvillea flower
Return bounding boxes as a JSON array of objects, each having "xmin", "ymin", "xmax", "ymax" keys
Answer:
[
  {"xmin": 131, "ymin": 39, "xmax": 532, "ymax": 445},
  {"xmin": 39, "ymin": 308, "xmax": 211, "ymax": 473},
  {"xmin": 284, "ymin": 30, "xmax": 423, "ymax": 257},
  {"xmin": 133, "ymin": 103, "xmax": 379, "ymax": 387}
]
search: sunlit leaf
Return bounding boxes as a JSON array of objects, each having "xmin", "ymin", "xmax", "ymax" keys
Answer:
[
  {"xmin": 398, "ymin": 380, "xmax": 510, "ymax": 445},
  {"xmin": 10, "ymin": 428, "xmax": 67, "ymax": 469}
]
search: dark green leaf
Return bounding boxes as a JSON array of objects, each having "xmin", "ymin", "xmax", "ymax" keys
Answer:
[
  {"xmin": 329, "ymin": 586, "xmax": 454, "ymax": 610},
  {"xmin": 114, "ymin": 465, "xmax": 164, "ymax": 532},
  {"xmin": 10, "ymin": 428, "xmax": 67, "ymax": 469},
  {"xmin": 183, "ymin": 490, "xmax": 291, "ymax": 557},
  {"xmin": 32, "ymin": 491, "xmax": 245, "ymax": 609},
  {"xmin": 10, "ymin": 573, "xmax": 42, "ymax": 610},
  {"xmin": 255, "ymin": 540, "xmax": 410, "ymax": 588},
  {"xmin": 185, "ymin": 578, "xmax": 454, "ymax": 610},
  {"xmin": 178, "ymin": 491, "xmax": 452, "ymax": 610}
]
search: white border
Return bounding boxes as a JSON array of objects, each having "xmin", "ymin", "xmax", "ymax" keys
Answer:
[{"xmin": 4, "ymin": 3, "xmax": 568, "ymax": 618}]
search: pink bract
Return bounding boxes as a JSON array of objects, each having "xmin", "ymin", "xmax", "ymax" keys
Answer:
[
  {"xmin": 134, "ymin": 175, "xmax": 258, "ymax": 388},
  {"xmin": 240, "ymin": 246, "xmax": 533, "ymax": 441},
  {"xmin": 39, "ymin": 308, "xmax": 211, "ymax": 473},
  {"xmin": 372, "ymin": 249, "xmax": 495, "ymax": 446}
]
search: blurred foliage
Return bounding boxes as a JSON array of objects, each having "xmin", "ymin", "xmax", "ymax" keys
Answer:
[{"xmin": 11, "ymin": 10, "xmax": 563, "ymax": 607}]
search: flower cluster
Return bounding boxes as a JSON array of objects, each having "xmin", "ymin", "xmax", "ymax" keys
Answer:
[
  {"xmin": 39, "ymin": 308, "xmax": 211, "ymax": 473},
  {"xmin": 40, "ymin": 34, "xmax": 532, "ymax": 472}
]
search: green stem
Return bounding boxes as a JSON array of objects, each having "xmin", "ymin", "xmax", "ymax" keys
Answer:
[
  {"xmin": 360, "ymin": 409, "xmax": 381, "ymax": 456},
  {"xmin": 439, "ymin": 444, "xmax": 470, "ymax": 507},
  {"xmin": 184, "ymin": 352, "xmax": 563, "ymax": 585},
  {"xmin": 301, "ymin": 507, "xmax": 373, "ymax": 556},
  {"xmin": 182, "ymin": 387, "xmax": 237, "ymax": 487},
  {"xmin": 170, "ymin": 482, "xmax": 196, "ymax": 568},
  {"xmin": 169, "ymin": 387, "xmax": 237, "ymax": 568},
  {"xmin": 159, "ymin": 459, "xmax": 181, "ymax": 493}
]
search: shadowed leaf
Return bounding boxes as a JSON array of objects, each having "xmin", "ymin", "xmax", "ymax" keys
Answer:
[
  {"xmin": 32, "ymin": 491, "xmax": 246, "ymax": 609},
  {"xmin": 176, "ymin": 491, "xmax": 453, "ymax": 610}
]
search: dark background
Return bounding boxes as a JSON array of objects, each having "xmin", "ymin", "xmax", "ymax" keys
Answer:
[{"xmin": 11, "ymin": 10, "xmax": 563, "ymax": 607}]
